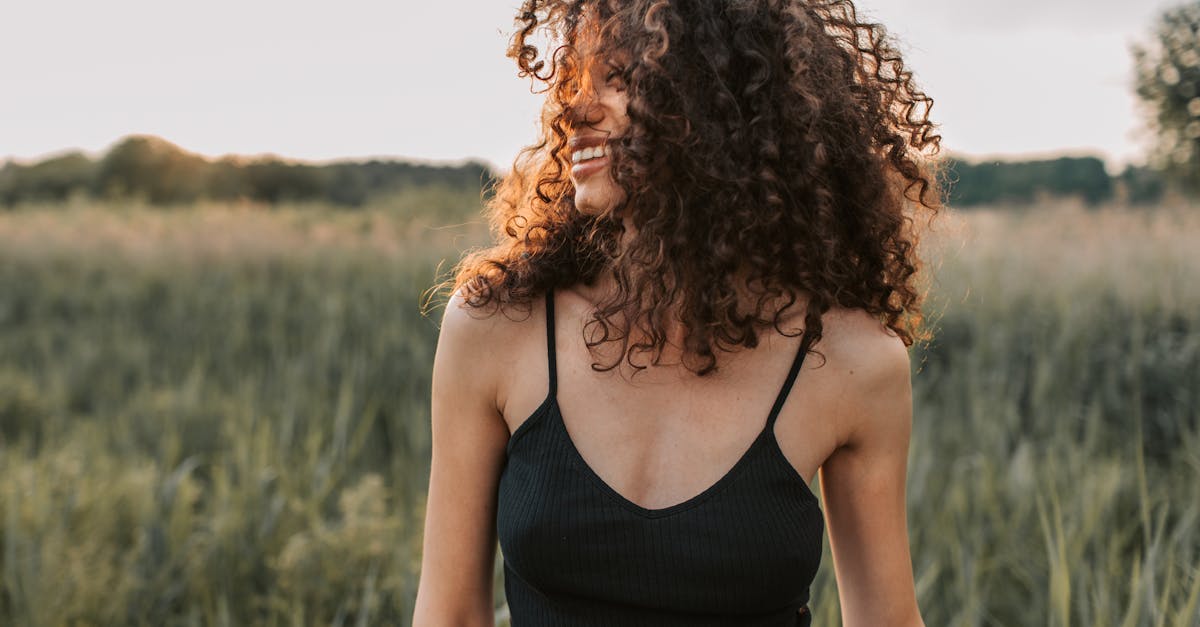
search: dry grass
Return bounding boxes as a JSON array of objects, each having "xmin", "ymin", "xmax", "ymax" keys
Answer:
[{"xmin": 0, "ymin": 197, "xmax": 490, "ymax": 264}]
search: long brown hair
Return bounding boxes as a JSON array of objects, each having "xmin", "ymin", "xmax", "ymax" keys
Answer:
[{"xmin": 433, "ymin": 0, "xmax": 944, "ymax": 377}]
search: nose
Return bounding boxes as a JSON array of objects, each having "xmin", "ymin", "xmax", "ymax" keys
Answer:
[{"xmin": 564, "ymin": 75, "xmax": 604, "ymax": 128}]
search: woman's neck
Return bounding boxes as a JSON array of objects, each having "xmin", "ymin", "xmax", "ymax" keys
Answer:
[{"xmin": 574, "ymin": 262, "xmax": 809, "ymax": 351}]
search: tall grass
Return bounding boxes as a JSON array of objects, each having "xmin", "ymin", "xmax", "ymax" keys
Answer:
[
  {"xmin": 848, "ymin": 203, "xmax": 1200, "ymax": 627},
  {"xmin": 0, "ymin": 202, "xmax": 486, "ymax": 626},
  {"xmin": 0, "ymin": 201, "xmax": 1196, "ymax": 626}
]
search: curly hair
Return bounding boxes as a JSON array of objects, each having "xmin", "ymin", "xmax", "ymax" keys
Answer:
[{"xmin": 435, "ymin": 0, "xmax": 944, "ymax": 377}]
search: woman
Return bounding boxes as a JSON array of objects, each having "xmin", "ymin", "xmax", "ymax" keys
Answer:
[{"xmin": 415, "ymin": 0, "xmax": 941, "ymax": 625}]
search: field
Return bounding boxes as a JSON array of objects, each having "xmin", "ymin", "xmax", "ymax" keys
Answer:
[{"xmin": 0, "ymin": 198, "xmax": 1197, "ymax": 626}]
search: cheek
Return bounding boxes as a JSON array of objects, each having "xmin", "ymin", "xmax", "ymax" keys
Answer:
[{"xmin": 600, "ymin": 92, "xmax": 630, "ymax": 126}]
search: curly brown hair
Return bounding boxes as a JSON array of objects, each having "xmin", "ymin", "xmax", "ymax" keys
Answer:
[{"xmin": 433, "ymin": 0, "xmax": 944, "ymax": 377}]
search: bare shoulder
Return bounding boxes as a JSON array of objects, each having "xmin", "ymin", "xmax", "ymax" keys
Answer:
[
  {"xmin": 815, "ymin": 307, "xmax": 910, "ymax": 376},
  {"xmin": 811, "ymin": 307, "xmax": 912, "ymax": 449},
  {"xmin": 437, "ymin": 286, "xmax": 542, "ymax": 415},
  {"xmin": 439, "ymin": 286, "xmax": 525, "ymax": 355}
]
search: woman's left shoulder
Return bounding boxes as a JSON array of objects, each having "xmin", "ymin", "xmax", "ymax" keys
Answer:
[
  {"xmin": 815, "ymin": 307, "xmax": 910, "ymax": 377},
  {"xmin": 808, "ymin": 307, "xmax": 912, "ymax": 450}
]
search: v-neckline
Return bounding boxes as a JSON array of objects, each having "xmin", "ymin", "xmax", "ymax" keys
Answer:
[
  {"xmin": 537, "ymin": 286, "xmax": 818, "ymax": 520},
  {"xmin": 551, "ymin": 396, "xmax": 782, "ymax": 519}
]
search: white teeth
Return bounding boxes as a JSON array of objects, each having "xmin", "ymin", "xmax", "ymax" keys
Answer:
[{"xmin": 570, "ymin": 144, "xmax": 608, "ymax": 165}]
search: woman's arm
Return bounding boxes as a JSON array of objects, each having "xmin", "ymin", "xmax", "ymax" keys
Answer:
[
  {"xmin": 412, "ymin": 289, "xmax": 512, "ymax": 627},
  {"xmin": 819, "ymin": 319, "xmax": 925, "ymax": 627}
]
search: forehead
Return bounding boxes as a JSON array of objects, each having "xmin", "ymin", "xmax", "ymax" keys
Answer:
[
  {"xmin": 570, "ymin": 6, "xmax": 628, "ymax": 65},
  {"xmin": 571, "ymin": 10, "xmax": 603, "ymax": 58}
]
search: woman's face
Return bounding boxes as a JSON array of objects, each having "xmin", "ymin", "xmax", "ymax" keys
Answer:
[{"xmin": 566, "ymin": 48, "xmax": 630, "ymax": 219}]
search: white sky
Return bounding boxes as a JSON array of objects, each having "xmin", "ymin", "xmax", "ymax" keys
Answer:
[{"xmin": 0, "ymin": 0, "xmax": 1180, "ymax": 173}]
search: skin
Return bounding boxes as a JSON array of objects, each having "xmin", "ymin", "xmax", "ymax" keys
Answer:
[{"xmin": 413, "ymin": 43, "xmax": 925, "ymax": 627}]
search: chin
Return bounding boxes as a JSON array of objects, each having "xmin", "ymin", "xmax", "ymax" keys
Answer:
[
  {"xmin": 575, "ymin": 192, "xmax": 613, "ymax": 216},
  {"xmin": 576, "ymin": 190, "xmax": 625, "ymax": 218},
  {"xmin": 576, "ymin": 201, "xmax": 606, "ymax": 216}
]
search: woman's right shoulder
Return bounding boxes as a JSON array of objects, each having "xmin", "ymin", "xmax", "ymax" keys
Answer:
[
  {"xmin": 439, "ymin": 284, "xmax": 545, "ymax": 343},
  {"xmin": 438, "ymin": 285, "xmax": 545, "ymax": 369},
  {"xmin": 436, "ymin": 285, "xmax": 548, "ymax": 418}
]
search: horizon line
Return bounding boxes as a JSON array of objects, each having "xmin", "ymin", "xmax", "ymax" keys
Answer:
[{"xmin": 2, "ymin": 133, "xmax": 1147, "ymax": 175}]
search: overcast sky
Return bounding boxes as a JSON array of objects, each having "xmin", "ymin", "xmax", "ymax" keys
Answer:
[{"xmin": 0, "ymin": 0, "xmax": 1180, "ymax": 172}]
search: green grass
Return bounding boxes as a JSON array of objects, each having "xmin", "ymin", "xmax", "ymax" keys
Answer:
[{"xmin": 0, "ymin": 201, "xmax": 1197, "ymax": 626}]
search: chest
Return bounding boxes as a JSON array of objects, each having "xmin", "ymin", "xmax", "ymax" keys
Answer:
[
  {"xmin": 499, "ymin": 332, "xmax": 837, "ymax": 513},
  {"xmin": 496, "ymin": 399, "xmax": 826, "ymax": 616}
]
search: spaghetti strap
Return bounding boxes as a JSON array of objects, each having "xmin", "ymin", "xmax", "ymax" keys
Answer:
[
  {"xmin": 765, "ymin": 328, "xmax": 813, "ymax": 429},
  {"xmin": 545, "ymin": 288, "xmax": 557, "ymax": 397}
]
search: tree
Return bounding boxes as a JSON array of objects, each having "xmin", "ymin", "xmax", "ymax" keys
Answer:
[
  {"xmin": 1132, "ymin": 1, "xmax": 1200, "ymax": 196},
  {"xmin": 95, "ymin": 135, "xmax": 210, "ymax": 204}
]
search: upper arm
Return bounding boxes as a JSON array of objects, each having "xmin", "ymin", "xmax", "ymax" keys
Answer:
[
  {"xmin": 818, "ymin": 320, "xmax": 924, "ymax": 627},
  {"xmin": 413, "ymin": 289, "xmax": 513, "ymax": 626}
]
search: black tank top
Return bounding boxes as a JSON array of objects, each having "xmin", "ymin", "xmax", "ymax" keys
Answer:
[{"xmin": 497, "ymin": 289, "xmax": 824, "ymax": 626}]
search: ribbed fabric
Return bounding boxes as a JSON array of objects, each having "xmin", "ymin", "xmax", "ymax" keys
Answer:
[{"xmin": 496, "ymin": 288, "xmax": 824, "ymax": 626}]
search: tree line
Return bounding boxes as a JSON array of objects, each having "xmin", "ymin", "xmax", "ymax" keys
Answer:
[
  {"xmin": 0, "ymin": 135, "xmax": 493, "ymax": 208},
  {"xmin": 941, "ymin": 156, "xmax": 1166, "ymax": 207},
  {"xmin": 0, "ymin": 134, "xmax": 1172, "ymax": 210}
]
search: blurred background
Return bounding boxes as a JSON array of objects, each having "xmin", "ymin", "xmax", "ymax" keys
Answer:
[{"xmin": 0, "ymin": 1, "xmax": 1197, "ymax": 625}]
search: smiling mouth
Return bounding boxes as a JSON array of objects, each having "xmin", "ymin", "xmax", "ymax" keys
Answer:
[
  {"xmin": 571, "ymin": 143, "xmax": 609, "ymax": 164},
  {"xmin": 570, "ymin": 147, "xmax": 610, "ymax": 180}
]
